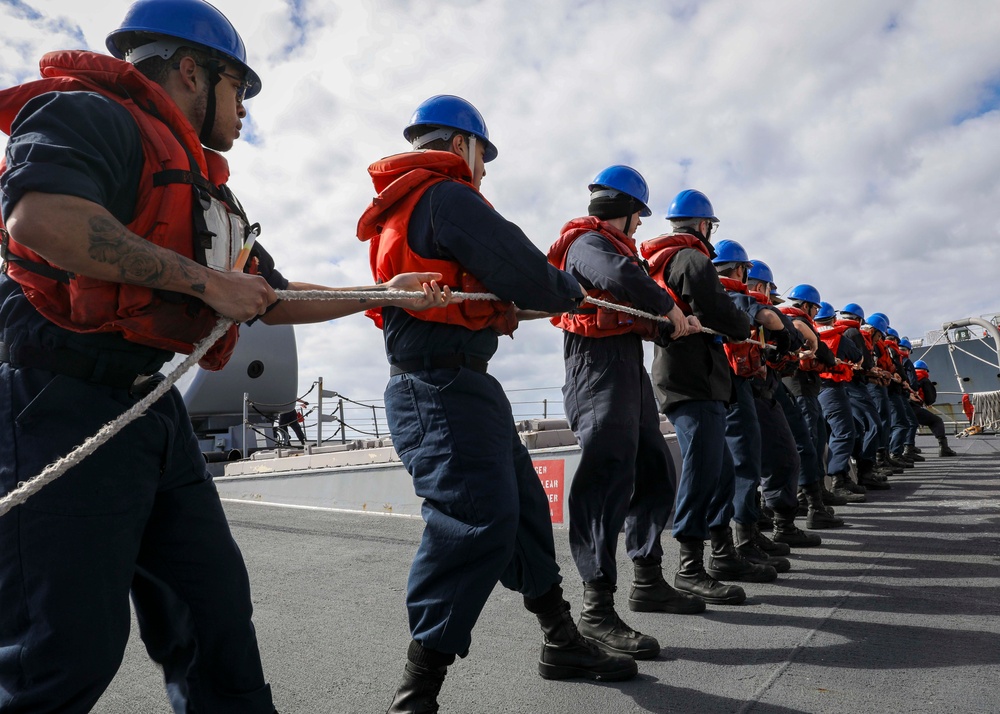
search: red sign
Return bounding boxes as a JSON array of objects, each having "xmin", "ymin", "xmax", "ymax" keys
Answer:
[{"xmin": 533, "ymin": 460, "xmax": 565, "ymax": 524}]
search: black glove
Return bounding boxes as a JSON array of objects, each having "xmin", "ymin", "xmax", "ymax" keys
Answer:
[
  {"xmin": 769, "ymin": 328, "xmax": 791, "ymax": 355},
  {"xmin": 785, "ymin": 325, "xmax": 805, "ymax": 352}
]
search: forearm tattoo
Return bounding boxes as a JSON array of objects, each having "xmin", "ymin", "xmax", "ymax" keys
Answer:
[{"xmin": 87, "ymin": 215, "xmax": 205, "ymax": 293}]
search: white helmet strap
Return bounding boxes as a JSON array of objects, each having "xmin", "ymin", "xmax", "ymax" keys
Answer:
[{"xmin": 124, "ymin": 39, "xmax": 183, "ymax": 65}]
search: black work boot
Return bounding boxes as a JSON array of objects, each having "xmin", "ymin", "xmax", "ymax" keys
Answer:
[
  {"xmin": 674, "ymin": 537, "xmax": 746, "ymax": 605},
  {"xmin": 938, "ymin": 436, "xmax": 957, "ymax": 457},
  {"xmin": 628, "ymin": 558, "xmax": 706, "ymax": 614},
  {"xmin": 802, "ymin": 481, "xmax": 845, "ymax": 529},
  {"xmin": 733, "ymin": 522, "xmax": 790, "ymax": 573},
  {"xmin": 748, "ymin": 521, "xmax": 790, "ymax": 556},
  {"xmin": 578, "ymin": 582, "xmax": 660, "ymax": 660},
  {"xmin": 857, "ymin": 462, "xmax": 891, "ymax": 491},
  {"xmin": 831, "ymin": 473, "xmax": 866, "ymax": 503},
  {"xmin": 705, "ymin": 526, "xmax": 778, "ymax": 582},
  {"xmin": 772, "ymin": 506, "xmax": 822, "ymax": 547},
  {"xmin": 535, "ymin": 600, "xmax": 637, "ymax": 681},
  {"xmin": 821, "ymin": 484, "xmax": 848, "ymax": 506},
  {"xmin": 877, "ymin": 448, "xmax": 904, "ymax": 474},
  {"xmin": 890, "ymin": 452, "xmax": 914, "ymax": 468},
  {"xmin": 386, "ymin": 641, "xmax": 454, "ymax": 714},
  {"xmin": 903, "ymin": 445, "xmax": 925, "ymax": 462},
  {"xmin": 757, "ymin": 504, "xmax": 774, "ymax": 531}
]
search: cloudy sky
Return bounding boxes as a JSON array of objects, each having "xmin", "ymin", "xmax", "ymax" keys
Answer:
[{"xmin": 3, "ymin": 0, "xmax": 1000, "ymax": 426}]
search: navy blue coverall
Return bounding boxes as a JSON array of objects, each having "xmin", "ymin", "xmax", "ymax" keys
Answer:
[
  {"xmin": 817, "ymin": 327, "xmax": 863, "ymax": 476},
  {"xmin": 0, "ymin": 91, "xmax": 283, "ymax": 713},
  {"xmin": 559, "ymin": 231, "xmax": 677, "ymax": 585},
  {"xmin": 720, "ymin": 290, "xmax": 772, "ymax": 526},
  {"xmin": 842, "ymin": 326, "xmax": 882, "ymax": 462},
  {"xmin": 380, "ymin": 181, "xmax": 581, "ymax": 657},
  {"xmin": 649, "ymin": 243, "xmax": 752, "ymax": 540}
]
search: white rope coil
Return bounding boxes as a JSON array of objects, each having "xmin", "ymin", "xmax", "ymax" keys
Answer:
[{"xmin": 968, "ymin": 390, "xmax": 1000, "ymax": 430}]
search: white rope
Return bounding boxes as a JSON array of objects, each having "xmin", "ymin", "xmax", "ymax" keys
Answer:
[
  {"xmin": 0, "ymin": 287, "xmax": 758, "ymax": 516},
  {"xmin": 0, "ymin": 318, "xmax": 234, "ymax": 518},
  {"xmin": 969, "ymin": 390, "xmax": 1000, "ymax": 430}
]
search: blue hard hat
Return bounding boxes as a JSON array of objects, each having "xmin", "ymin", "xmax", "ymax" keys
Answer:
[
  {"xmin": 588, "ymin": 165, "xmax": 651, "ymax": 217},
  {"xmin": 786, "ymin": 284, "xmax": 821, "ymax": 307},
  {"xmin": 869, "ymin": 312, "xmax": 890, "ymax": 327},
  {"xmin": 107, "ymin": 0, "xmax": 261, "ymax": 99},
  {"xmin": 900, "ymin": 338, "xmax": 912, "ymax": 350},
  {"xmin": 866, "ymin": 314, "xmax": 889, "ymax": 335},
  {"xmin": 839, "ymin": 303, "xmax": 865, "ymax": 320},
  {"xmin": 667, "ymin": 189, "xmax": 718, "ymax": 222},
  {"xmin": 711, "ymin": 239, "xmax": 750, "ymax": 265},
  {"xmin": 886, "ymin": 327, "xmax": 900, "ymax": 339},
  {"xmin": 913, "ymin": 359, "xmax": 929, "ymax": 370},
  {"xmin": 403, "ymin": 95, "xmax": 498, "ymax": 162},
  {"xmin": 815, "ymin": 301, "xmax": 835, "ymax": 321},
  {"xmin": 748, "ymin": 259, "xmax": 774, "ymax": 284}
]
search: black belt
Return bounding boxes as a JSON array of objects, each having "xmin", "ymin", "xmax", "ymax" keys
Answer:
[
  {"xmin": 390, "ymin": 354, "xmax": 489, "ymax": 376},
  {"xmin": 0, "ymin": 340, "xmax": 147, "ymax": 389}
]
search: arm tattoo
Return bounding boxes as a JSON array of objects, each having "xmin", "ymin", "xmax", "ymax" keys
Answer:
[{"xmin": 86, "ymin": 215, "xmax": 204, "ymax": 293}]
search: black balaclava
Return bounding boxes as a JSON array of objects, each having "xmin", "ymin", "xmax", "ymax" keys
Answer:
[{"xmin": 589, "ymin": 190, "xmax": 639, "ymax": 235}]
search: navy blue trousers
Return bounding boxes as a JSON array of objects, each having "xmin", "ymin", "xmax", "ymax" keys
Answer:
[
  {"xmin": 845, "ymin": 381, "xmax": 882, "ymax": 460},
  {"xmin": 667, "ymin": 400, "xmax": 734, "ymax": 540},
  {"xmin": 754, "ymin": 390, "xmax": 800, "ymax": 510},
  {"xmin": 914, "ymin": 405, "xmax": 946, "ymax": 439},
  {"xmin": 0, "ymin": 366, "xmax": 273, "ymax": 714},
  {"xmin": 795, "ymin": 393, "xmax": 826, "ymax": 481},
  {"xmin": 563, "ymin": 341, "xmax": 674, "ymax": 584},
  {"xmin": 385, "ymin": 367, "xmax": 560, "ymax": 656},
  {"xmin": 902, "ymin": 397, "xmax": 920, "ymax": 445},
  {"xmin": 726, "ymin": 376, "xmax": 763, "ymax": 525},
  {"xmin": 818, "ymin": 383, "xmax": 856, "ymax": 475},
  {"xmin": 776, "ymin": 384, "xmax": 822, "ymax": 487},
  {"xmin": 888, "ymin": 391, "xmax": 914, "ymax": 453},
  {"xmin": 865, "ymin": 383, "xmax": 892, "ymax": 450}
]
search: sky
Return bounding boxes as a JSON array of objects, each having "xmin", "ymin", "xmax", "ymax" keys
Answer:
[{"xmin": 2, "ymin": 0, "xmax": 1000, "ymax": 427}]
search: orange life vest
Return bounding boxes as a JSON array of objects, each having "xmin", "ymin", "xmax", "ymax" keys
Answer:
[
  {"xmin": 546, "ymin": 217, "xmax": 657, "ymax": 339},
  {"xmin": 815, "ymin": 324, "xmax": 853, "ymax": 382},
  {"xmin": 717, "ymin": 276, "xmax": 765, "ymax": 377},
  {"xmin": 0, "ymin": 50, "xmax": 244, "ymax": 370},
  {"xmin": 872, "ymin": 338, "xmax": 895, "ymax": 373},
  {"xmin": 356, "ymin": 151, "xmax": 516, "ymax": 335},
  {"xmin": 638, "ymin": 233, "xmax": 711, "ymax": 314},
  {"xmin": 772, "ymin": 305, "xmax": 822, "ymax": 373}
]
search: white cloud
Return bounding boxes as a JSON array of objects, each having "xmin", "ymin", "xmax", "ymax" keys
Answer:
[{"xmin": 4, "ymin": 0, "xmax": 1000, "ymax": 421}]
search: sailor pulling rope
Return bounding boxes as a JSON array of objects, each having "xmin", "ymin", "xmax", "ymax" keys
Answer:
[{"xmin": 0, "ymin": 289, "xmax": 779, "ymax": 517}]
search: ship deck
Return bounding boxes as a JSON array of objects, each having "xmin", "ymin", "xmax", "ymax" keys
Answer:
[{"xmin": 95, "ymin": 433, "xmax": 1000, "ymax": 714}]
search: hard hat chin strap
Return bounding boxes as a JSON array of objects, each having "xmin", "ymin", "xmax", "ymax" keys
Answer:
[
  {"xmin": 198, "ymin": 60, "xmax": 224, "ymax": 145},
  {"xmin": 465, "ymin": 135, "xmax": 477, "ymax": 177}
]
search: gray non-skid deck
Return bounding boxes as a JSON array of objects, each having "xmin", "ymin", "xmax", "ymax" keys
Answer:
[{"xmin": 96, "ymin": 434, "xmax": 1000, "ymax": 713}]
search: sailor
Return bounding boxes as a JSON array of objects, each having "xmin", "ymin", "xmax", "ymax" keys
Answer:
[
  {"xmin": 836, "ymin": 304, "xmax": 892, "ymax": 490},
  {"xmin": 812, "ymin": 302, "xmax": 867, "ymax": 501},
  {"xmin": 896, "ymin": 337, "xmax": 926, "ymax": 462},
  {"xmin": 547, "ymin": 165, "xmax": 705, "ymax": 660},
  {"xmin": 778, "ymin": 285, "xmax": 847, "ymax": 528},
  {"xmin": 863, "ymin": 313, "xmax": 909, "ymax": 473},
  {"xmin": 713, "ymin": 250, "xmax": 794, "ymax": 571},
  {"xmin": 883, "ymin": 327, "xmax": 921, "ymax": 464},
  {"xmin": 358, "ymin": 95, "xmax": 637, "ymax": 712},
  {"xmin": 641, "ymin": 190, "xmax": 776, "ymax": 607},
  {"xmin": 748, "ymin": 278, "xmax": 830, "ymax": 547},
  {"xmin": 910, "ymin": 360, "xmax": 958, "ymax": 456},
  {"xmin": 0, "ymin": 1, "xmax": 452, "ymax": 711}
]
